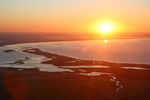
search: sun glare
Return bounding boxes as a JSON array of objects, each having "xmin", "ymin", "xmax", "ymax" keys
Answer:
[
  {"xmin": 104, "ymin": 40, "xmax": 108, "ymax": 43},
  {"xmin": 99, "ymin": 23, "xmax": 113, "ymax": 33}
]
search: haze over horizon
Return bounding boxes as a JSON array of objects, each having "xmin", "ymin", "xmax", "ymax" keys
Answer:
[{"xmin": 0, "ymin": 0, "xmax": 150, "ymax": 37}]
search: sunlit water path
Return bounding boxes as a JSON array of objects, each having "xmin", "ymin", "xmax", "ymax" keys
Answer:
[
  {"xmin": 2, "ymin": 39, "xmax": 150, "ymax": 64},
  {"xmin": 0, "ymin": 39, "xmax": 150, "ymax": 72}
]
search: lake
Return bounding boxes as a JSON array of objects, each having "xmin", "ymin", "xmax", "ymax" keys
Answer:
[
  {"xmin": 2, "ymin": 39, "xmax": 150, "ymax": 63},
  {"xmin": 0, "ymin": 38, "xmax": 150, "ymax": 72}
]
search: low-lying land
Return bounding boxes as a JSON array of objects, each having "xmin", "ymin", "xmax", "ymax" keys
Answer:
[{"xmin": 0, "ymin": 48, "xmax": 150, "ymax": 100}]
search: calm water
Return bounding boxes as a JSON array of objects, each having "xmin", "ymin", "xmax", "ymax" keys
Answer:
[{"xmin": 1, "ymin": 38, "xmax": 150, "ymax": 64}]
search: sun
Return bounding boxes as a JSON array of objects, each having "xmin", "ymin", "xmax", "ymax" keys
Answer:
[{"xmin": 99, "ymin": 23, "xmax": 113, "ymax": 33}]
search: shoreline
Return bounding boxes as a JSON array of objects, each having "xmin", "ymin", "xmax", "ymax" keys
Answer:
[
  {"xmin": 0, "ymin": 39, "xmax": 150, "ymax": 99},
  {"xmin": 1, "ymin": 36, "xmax": 149, "ymax": 47},
  {"xmin": 23, "ymin": 48, "xmax": 150, "ymax": 68}
]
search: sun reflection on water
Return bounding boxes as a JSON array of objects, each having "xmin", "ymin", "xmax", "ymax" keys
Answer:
[{"xmin": 104, "ymin": 40, "xmax": 108, "ymax": 43}]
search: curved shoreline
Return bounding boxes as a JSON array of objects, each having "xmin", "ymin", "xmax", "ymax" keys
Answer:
[{"xmin": 23, "ymin": 48, "xmax": 150, "ymax": 69}]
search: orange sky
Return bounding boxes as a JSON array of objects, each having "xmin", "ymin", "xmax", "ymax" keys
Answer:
[{"xmin": 0, "ymin": 0, "xmax": 150, "ymax": 36}]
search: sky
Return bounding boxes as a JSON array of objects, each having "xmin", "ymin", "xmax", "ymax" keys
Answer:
[{"xmin": 0, "ymin": 0, "xmax": 150, "ymax": 36}]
